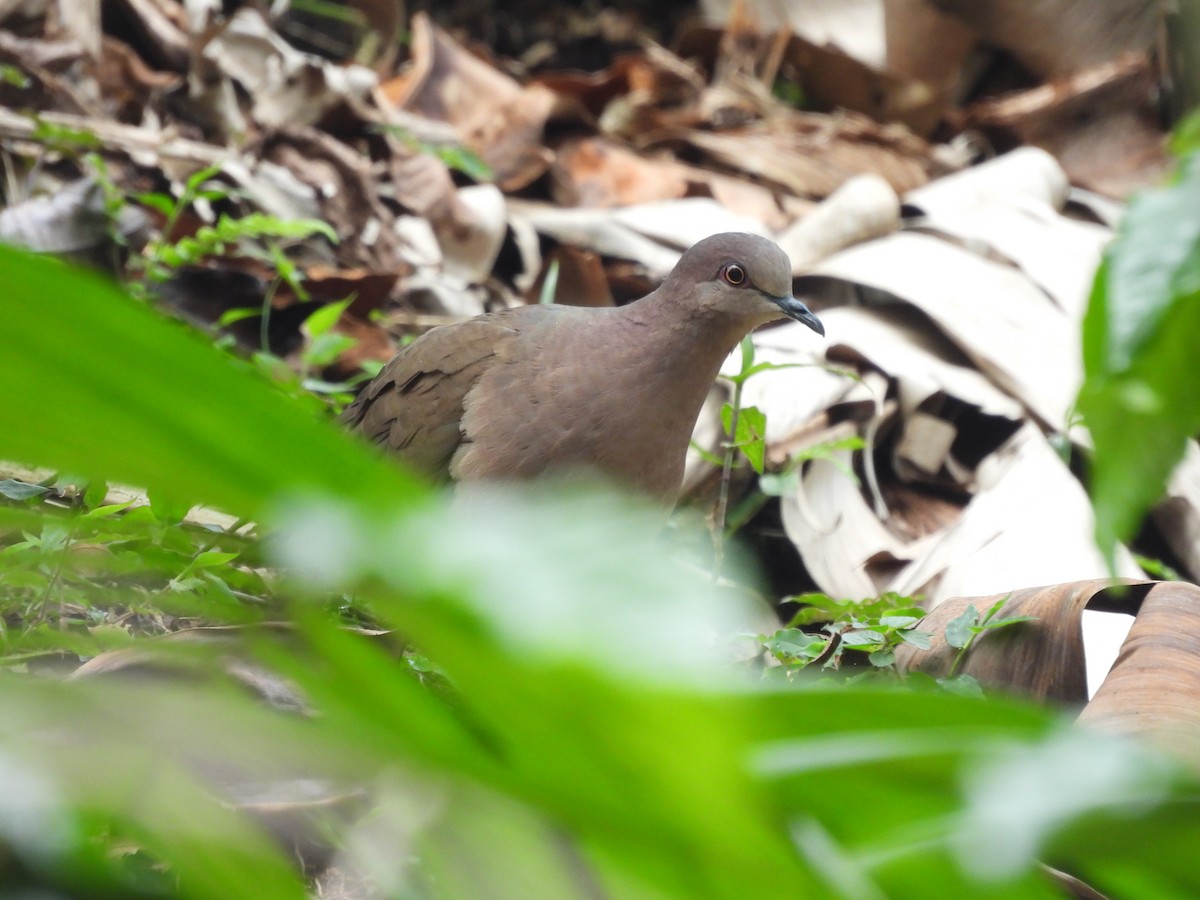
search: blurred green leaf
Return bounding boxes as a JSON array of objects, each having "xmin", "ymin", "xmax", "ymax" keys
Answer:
[
  {"xmin": 0, "ymin": 243, "xmax": 419, "ymax": 517},
  {"xmin": 0, "ymin": 479, "xmax": 49, "ymax": 501},
  {"xmin": 4, "ymin": 247, "xmax": 1200, "ymax": 900},
  {"xmin": 1078, "ymin": 150, "xmax": 1200, "ymax": 560}
]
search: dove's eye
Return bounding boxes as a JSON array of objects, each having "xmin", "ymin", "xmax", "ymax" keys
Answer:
[{"xmin": 722, "ymin": 263, "xmax": 746, "ymax": 286}]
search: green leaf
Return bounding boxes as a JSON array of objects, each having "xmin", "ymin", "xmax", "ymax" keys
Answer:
[
  {"xmin": 1170, "ymin": 107, "xmax": 1200, "ymax": 157},
  {"xmin": 0, "ymin": 244, "xmax": 418, "ymax": 518},
  {"xmin": 539, "ymin": 259, "xmax": 560, "ymax": 305},
  {"xmin": 937, "ymin": 674, "xmax": 984, "ymax": 698},
  {"xmin": 191, "ymin": 550, "xmax": 240, "ymax": 569},
  {"xmin": 304, "ymin": 332, "xmax": 358, "ymax": 368},
  {"xmin": 1078, "ymin": 153, "xmax": 1200, "ymax": 561},
  {"xmin": 688, "ymin": 440, "xmax": 725, "ymax": 467},
  {"xmin": 82, "ymin": 478, "xmax": 109, "ymax": 509},
  {"xmin": 303, "ymin": 298, "xmax": 352, "ymax": 339},
  {"xmin": 736, "ymin": 406, "xmax": 767, "ymax": 474},
  {"xmin": 0, "ymin": 479, "xmax": 49, "ymax": 501},
  {"xmin": 868, "ymin": 648, "xmax": 895, "ymax": 667},
  {"xmin": 149, "ymin": 489, "xmax": 193, "ymax": 525},
  {"xmin": 82, "ymin": 499, "xmax": 138, "ymax": 519},
  {"xmin": 945, "ymin": 607, "xmax": 979, "ymax": 649},
  {"xmin": 185, "ymin": 164, "xmax": 226, "ymax": 193},
  {"xmin": 722, "ymin": 403, "xmax": 767, "ymax": 474},
  {"xmin": 134, "ymin": 192, "xmax": 176, "ymax": 217},
  {"xmin": 981, "ymin": 615, "xmax": 1038, "ymax": 632},
  {"xmin": 0, "ymin": 63, "xmax": 31, "ymax": 88},
  {"xmin": 758, "ymin": 470, "xmax": 800, "ymax": 496},
  {"xmin": 763, "ymin": 628, "xmax": 827, "ymax": 662},
  {"xmin": 841, "ymin": 631, "xmax": 883, "ymax": 648},
  {"xmin": 217, "ymin": 307, "xmax": 262, "ymax": 327},
  {"xmin": 899, "ymin": 629, "xmax": 933, "ymax": 650}
]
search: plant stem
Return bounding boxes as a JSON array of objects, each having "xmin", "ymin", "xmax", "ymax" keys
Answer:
[{"xmin": 711, "ymin": 376, "xmax": 745, "ymax": 579}]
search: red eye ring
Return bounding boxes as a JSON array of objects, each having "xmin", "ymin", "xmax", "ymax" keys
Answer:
[{"xmin": 722, "ymin": 263, "xmax": 746, "ymax": 286}]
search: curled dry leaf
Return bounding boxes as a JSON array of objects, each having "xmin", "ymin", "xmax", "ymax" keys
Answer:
[
  {"xmin": 382, "ymin": 13, "xmax": 555, "ymax": 191},
  {"xmin": 679, "ymin": 19, "xmax": 943, "ymax": 135},
  {"xmin": 199, "ymin": 8, "xmax": 377, "ymax": 130},
  {"xmin": 551, "ymin": 137, "xmax": 690, "ymax": 208},
  {"xmin": 263, "ymin": 126, "xmax": 407, "ymax": 272},
  {"xmin": 550, "ymin": 136, "xmax": 805, "ymax": 229},
  {"xmin": 894, "ymin": 580, "xmax": 1143, "ymax": 704},
  {"xmin": 104, "ymin": 0, "xmax": 190, "ymax": 70},
  {"xmin": 531, "ymin": 48, "xmax": 706, "ymax": 127},
  {"xmin": 1078, "ymin": 580, "xmax": 1200, "ymax": 768},
  {"xmin": 777, "ymin": 172, "xmax": 900, "ymax": 271},
  {"xmin": 895, "ymin": 578, "xmax": 1200, "ymax": 769},
  {"xmin": 883, "ymin": 0, "xmax": 977, "ymax": 97},
  {"xmin": 0, "ymin": 176, "xmax": 148, "ymax": 259},
  {"xmin": 677, "ymin": 112, "xmax": 939, "ymax": 199},
  {"xmin": 529, "ymin": 243, "xmax": 615, "ymax": 308},
  {"xmin": 93, "ymin": 36, "xmax": 182, "ymax": 119},
  {"xmin": 699, "ymin": 0, "xmax": 887, "ymax": 67},
  {"xmin": 966, "ymin": 54, "xmax": 1169, "ymax": 198},
  {"xmin": 929, "ymin": 0, "xmax": 1159, "ymax": 79}
]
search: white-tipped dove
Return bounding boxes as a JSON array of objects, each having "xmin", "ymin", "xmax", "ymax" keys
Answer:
[{"xmin": 343, "ymin": 232, "xmax": 824, "ymax": 501}]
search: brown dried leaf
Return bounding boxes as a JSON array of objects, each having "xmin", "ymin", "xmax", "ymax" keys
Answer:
[
  {"xmin": 93, "ymin": 36, "xmax": 181, "ymax": 121},
  {"xmin": 104, "ymin": 0, "xmax": 189, "ymax": 71},
  {"xmin": 382, "ymin": 13, "xmax": 555, "ymax": 191},
  {"xmin": 532, "ymin": 48, "xmax": 705, "ymax": 123},
  {"xmin": 679, "ymin": 20, "xmax": 944, "ymax": 135},
  {"xmin": 551, "ymin": 137, "xmax": 689, "ymax": 207},
  {"xmin": 263, "ymin": 126, "xmax": 407, "ymax": 271},
  {"xmin": 966, "ymin": 54, "xmax": 1169, "ymax": 198},
  {"xmin": 302, "ymin": 266, "xmax": 399, "ymax": 373},
  {"xmin": 896, "ymin": 580, "xmax": 1150, "ymax": 704},
  {"xmin": 883, "ymin": 0, "xmax": 977, "ymax": 96},
  {"xmin": 676, "ymin": 112, "xmax": 939, "ymax": 199},
  {"xmin": 929, "ymin": 0, "xmax": 1159, "ymax": 79},
  {"xmin": 528, "ymin": 244, "xmax": 615, "ymax": 308},
  {"xmin": 1078, "ymin": 581, "xmax": 1200, "ymax": 767}
]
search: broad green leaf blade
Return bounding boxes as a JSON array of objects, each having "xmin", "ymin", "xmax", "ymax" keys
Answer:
[
  {"xmin": 945, "ymin": 608, "xmax": 979, "ymax": 649},
  {"xmin": 0, "ymin": 245, "xmax": 419, "ymax": 518},
  {"xmin": 1078, "ymin": 151, "xmax": 1200, "ymax": 561}
]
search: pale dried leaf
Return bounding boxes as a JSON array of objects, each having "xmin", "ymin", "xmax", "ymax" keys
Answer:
[
  {"xmin": 905, "ymin": 146, "xmax": 1069, "ymax": 216},
  {"xmin": 887, "ymin": 425, "xmax": 1144, "ymax": 605},
  {"xmin": 0, "ymin": 177, "xmax": 147, "ymax": 253},
  {"xmin": 818, "ymin": 305, "xmax": 1026, "ymax": 421},
  {"xmin": 779, "ymin": 173, "xmax": 900, "ymax": 271},
  {"xmin": 781, "ymin": 450, "xmax": 915, "ymax": 599},
  {"xmin": 700, "ymin": 0, "xmax": 886, "ymax": 67},
  {"xmin": 802, "ymin": 230, "xmax": 1080, "ymax": 427},
  {"xmin": 201, "ymin": 9, "xmax": 377, "ymax": 128},
  {"xmin": 508, "ymin": 197, "xmax": 768, "ymax": 277}
]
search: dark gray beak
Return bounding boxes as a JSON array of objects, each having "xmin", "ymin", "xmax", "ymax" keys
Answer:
[{"xmin": 773, "ymin": 295, "xmax": 825, "ymax": 337}]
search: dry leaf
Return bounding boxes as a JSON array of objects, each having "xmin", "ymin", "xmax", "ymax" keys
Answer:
[{"xmin": 382, "ymin": 13, "xmax": 555, "ymax": 191}]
